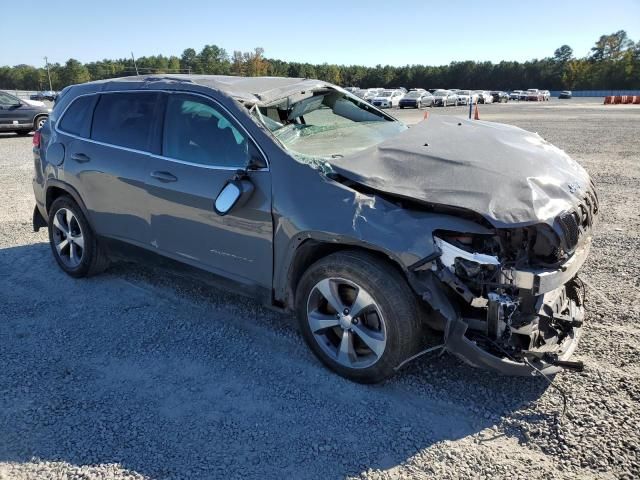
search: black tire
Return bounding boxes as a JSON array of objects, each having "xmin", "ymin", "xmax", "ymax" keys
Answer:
[
  {"xmin": 34, "ymin": 115, "xmax": 48, "ymax": 131},
  {"xmin": 295, "ymin": 250, "xmax": 423, "ymax": 383},
  {"xmin": 47, "ymin": 196, "xmax": 109, "ymax": 278},
  {"xmin": 15, "ymin": 130, "xmax": 31, "ymax": 136}
]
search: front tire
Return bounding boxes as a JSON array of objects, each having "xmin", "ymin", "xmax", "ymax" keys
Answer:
[
  {"xmin": 48, "ymin": 196, "xmax": 109, "ymax": 278},
  {"xmin": 295, "ymin": 251, "xmax": 423, "ymax": 383}
]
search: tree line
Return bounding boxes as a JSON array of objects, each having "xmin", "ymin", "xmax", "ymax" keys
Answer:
[{"xmin": 1, "ymin": 31, "xmax": 638, "ymax": 92}]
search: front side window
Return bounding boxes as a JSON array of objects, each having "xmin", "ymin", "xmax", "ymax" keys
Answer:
[
  {"xmin": 0, "ymin": 92, "xmax": 20, "ymax": 107},
  {"xmin": 59, "ymin": 95, "xmax": 95, "ymax": 137},
  {"xmin": 91, "ymin": 92, "xmax": 158, "ymax": 150},
  {"xmin": 163, "ymin": 94, "xmax": 249, "ymax": 168}
]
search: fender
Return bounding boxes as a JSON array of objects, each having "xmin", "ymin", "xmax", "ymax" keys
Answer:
[
  {"xmin": 44, "ymin": 179, "xmax": 93, "ymax": 227},
  {"xmin": 272, "ymin": 206, "xmax": 494, "ymax": 308}
]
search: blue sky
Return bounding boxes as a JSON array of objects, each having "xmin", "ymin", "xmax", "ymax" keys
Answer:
[{"xmin": 5, "ymin": 0, "xmax": 640, "ymax": 68}]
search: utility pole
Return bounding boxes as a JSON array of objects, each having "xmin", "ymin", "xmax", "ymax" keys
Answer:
[
  {"xmin": 44, "ymin": 56, "xmax": 52, "ymax": 90},
  {"xmin": 131, "ymin": 52, "xmax": 139, "ymax": 75}
]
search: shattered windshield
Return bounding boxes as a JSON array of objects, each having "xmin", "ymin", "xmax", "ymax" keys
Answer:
[{"xmin": 252, "ymin": 89, "xmax": 407, "ymax": 169}]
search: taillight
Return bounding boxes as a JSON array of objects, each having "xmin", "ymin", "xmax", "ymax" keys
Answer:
[{"xmin": 33, "ymin": 131, "xmax": 41, "ymax": 148}]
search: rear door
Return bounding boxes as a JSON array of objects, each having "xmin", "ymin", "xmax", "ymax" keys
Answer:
[
  {"xmin": 145, "ymin": 92, "xmax": 273, "ymax": 288},
  {"xmin": 60, "ymin": 91, "xmax": 160, "ymax": 245}
]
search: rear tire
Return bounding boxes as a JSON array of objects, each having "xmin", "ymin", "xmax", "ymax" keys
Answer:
[
  {"xmin": 15, "ymin": 130, "xmax": 31, "ymax": 136},
  {"xmin": 48, "ymin": 196, "xmax": 109, "ymax": 278},
  {"xmin": 295, "ymin": 250, "xmax": 423, "ymax": 383}
]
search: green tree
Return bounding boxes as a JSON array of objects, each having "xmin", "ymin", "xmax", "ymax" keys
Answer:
[
  {"xmin": 590, "ymin": 30, "xmax": 633, "ymax": 61},
  {"xmin": 59, "ymin": 59, "xmax": 90, "ymax": 86},
  {"xmin": 553, "ymin": 45, "xmax": 574, "ymax": 63}
]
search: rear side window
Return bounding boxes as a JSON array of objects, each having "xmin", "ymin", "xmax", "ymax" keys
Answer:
[
  {"xmin": 91, "ymin": 92, "xmax": 158, "ymax": 151},
  {"xmin": 162, "ymin": 94, "xmax": 249, "ymax": 168},
  {"xmin": 58, "ymin": 95, "xmax": 95, "ymax": 137}
]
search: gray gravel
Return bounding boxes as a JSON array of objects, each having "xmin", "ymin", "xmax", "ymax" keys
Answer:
[{"xmin": 1, "ymin": 99, "xmax": 639, "ymax": 479}]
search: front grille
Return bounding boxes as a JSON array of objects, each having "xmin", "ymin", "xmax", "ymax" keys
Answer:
[
  {"xmin": 558, "ymin": 211, "xmax": 580, "ymax": 250},
  {"xmin": 555, "ymin": 183, "xmax": 598, "ymax": 253}
]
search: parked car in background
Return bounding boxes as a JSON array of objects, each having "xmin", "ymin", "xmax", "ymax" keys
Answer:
[
  {"xmin": 33, "ymin": 74, "xmax": 597, "ymax": 383},
  {"xmin": 525, "ymin": 89, "xmax": 542, "ymax": 101},
  {"xmin": 474, "ymin": 91, "xmax": 493, "ymax": 104},
  {"xmin": 490, "ymin": 91, "xmax": 509, "ymax": 103},
  {"xmin": 30, "ymin": 90, "xmax": 59, "ymax": 101},
  {"xmin": 559, "ymin": 90, "xmax": 572, "ymax": 99},
  {"xmin": 363, "ymin": 88, "xmax": 383, "ymax": 102},
  {"xmin": 541, "ymin": 90, "xmax": 550, "ymax": 101},
  {"xmin": 509, "ymin": 90, "xmax": 523, "ymax": 100},
  {"xmin": 432, "ymin": 89, "xmax": 457, "ymax": 106},
  {"xmin": 399, "ymin": 90, "xmax": 434, "ymax": 108},
  {"xmin": 454, "ymin": 90, "xmax": 469, "ymax": 106},
  {"xmin": 371, "ymin": 89, "xmax": 404, "ymax": 108},
  {"xmin": 0, "ymin": 90, "xmax": 50, "ymax": 135}
]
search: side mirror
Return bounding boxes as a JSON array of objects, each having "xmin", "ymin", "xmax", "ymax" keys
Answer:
[{"xmin": 214, "ymin": 177, "xmax": 255, "ymax": 216}]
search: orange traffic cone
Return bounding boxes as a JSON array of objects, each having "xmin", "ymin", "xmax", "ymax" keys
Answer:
[
  {"xmin": 423, "ymin": 111, "xmax": 430, "ymax": 121},
  {"xmin": 473, "ymin": 103, "xmax": 480, "ymax": 120}
]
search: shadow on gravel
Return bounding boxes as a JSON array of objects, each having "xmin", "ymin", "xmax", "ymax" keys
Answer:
[{"xmin": 0, "ymin": 243, "xmax": 551, "ymax": 479}]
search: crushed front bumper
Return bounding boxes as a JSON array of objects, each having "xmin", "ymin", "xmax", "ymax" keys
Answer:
[
  {"xmin": 414, "ymin": 256, "xmax": 587, "ymax": 376},
  {"xmin": 445, "ymin": 288, "xmax": 584, "ymax": 376},
  {"xmin": 502, "ymin": 240, "xmax": 590, "ymax": 295}
]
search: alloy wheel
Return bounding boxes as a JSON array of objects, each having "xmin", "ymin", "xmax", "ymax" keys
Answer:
[
  {"xmin": 51, "ymin": 207, "xmax": 84, "ymax": 268},
  {"xmin": 306, "ymin": 277, "xmax": 387, "ymax": 369}
]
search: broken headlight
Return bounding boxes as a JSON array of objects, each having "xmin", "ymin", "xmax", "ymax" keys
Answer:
[{"xmin": 434, "ymin": 233, "xmax": 501, "ymax": 294}]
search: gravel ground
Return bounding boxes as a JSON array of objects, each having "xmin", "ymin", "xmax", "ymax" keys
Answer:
[{"xmin": 1, "ymin": 99, "xmax": 639, "ymax": 479}]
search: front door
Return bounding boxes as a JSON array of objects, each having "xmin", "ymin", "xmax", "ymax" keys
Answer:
[
  {"xmin": 145, "ymin": 93, "xmax": 273, "ymax": 288},
  {"xmin": 0, "ymin": 92, "xmax": 31, "ymax": 130}
]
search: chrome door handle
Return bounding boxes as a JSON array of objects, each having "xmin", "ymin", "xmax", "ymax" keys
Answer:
[
  {"xmin": 70, "ymin": 152, "xmax": 90, "ymax": 163},
  {"xmin": 150, "ymin": 171, "xmax": 178, "ymax": 182}
]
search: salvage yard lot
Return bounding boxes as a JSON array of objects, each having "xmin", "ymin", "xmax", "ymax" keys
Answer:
[{"xmin": 1, "ymin": 99, "xmax": 639, "ymax": 479}]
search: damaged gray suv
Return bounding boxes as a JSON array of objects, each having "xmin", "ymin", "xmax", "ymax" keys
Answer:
[{"xmin": 32, "ymin": 75, "xmax": 597, "ymax": 383}]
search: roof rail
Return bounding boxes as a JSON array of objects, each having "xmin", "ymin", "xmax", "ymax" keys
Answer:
[{"xmin": 143, "ymin": 75, "xmax": 194, "ymax": 84}]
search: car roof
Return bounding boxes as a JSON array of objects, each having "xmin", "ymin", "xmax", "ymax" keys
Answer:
[{"xmin": 64, "ymin": 74, "xmax": 335, "ymax": 107}]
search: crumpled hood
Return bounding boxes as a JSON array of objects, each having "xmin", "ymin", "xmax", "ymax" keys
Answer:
[{"xmin": 329, "ymin": 116, "xmax": 592, "ymax": 227}]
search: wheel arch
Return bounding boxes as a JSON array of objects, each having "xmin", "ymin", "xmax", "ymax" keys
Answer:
[
  {"xmin": 33, "ymin": 113, "xmax": 49, "ymax": 129},
  {"xmin": 45, "ymin": 181, "xmax": 92, "ymax": 225},
  {"xmin": 277, "ymin": 238, "xmax": 409, "ymax": 311}
]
